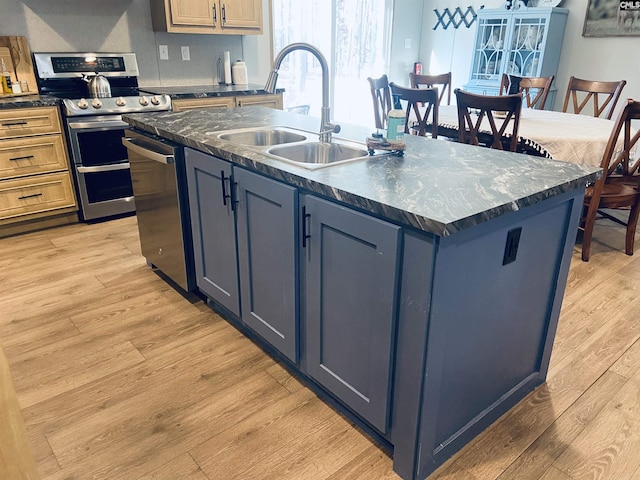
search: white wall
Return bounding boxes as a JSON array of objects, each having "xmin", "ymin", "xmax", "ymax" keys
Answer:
[{"xmin": 418, "ymin": 0, "xmax": 638, "ymax": 114}]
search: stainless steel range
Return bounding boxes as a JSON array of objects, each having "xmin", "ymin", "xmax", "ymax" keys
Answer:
[{"xmin": 33, "ymin": 52, "xmax": 171, "ymax": 221}]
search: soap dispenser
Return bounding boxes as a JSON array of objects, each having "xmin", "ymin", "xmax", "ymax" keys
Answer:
[{"xmin": 386, "ymin": 94, "xmax": 405, "ymax": 141}]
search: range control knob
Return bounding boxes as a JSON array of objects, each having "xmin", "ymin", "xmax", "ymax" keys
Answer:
[
  {"xmin": 77, "ymin": 98, "xmax": 89, "ymax": 109},
  {"xmin": 139, "ymin": 95, "xmax": 149, "ymax": 106},
  {"xmin": 115, "ymin": 97, "xmax": 127, "ymax": 107},
  {"xmin": 91, "ymin": 98, "xmax": 103, "ymax": 109},
  {"xmin": 150, "ymin": 95, "xmax": 161, "ymax": 106}
]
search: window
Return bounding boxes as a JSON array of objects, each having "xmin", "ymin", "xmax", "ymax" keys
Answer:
[{"xmin": 272, "ymin": 0, "xmax": 393, "ymax": 127}]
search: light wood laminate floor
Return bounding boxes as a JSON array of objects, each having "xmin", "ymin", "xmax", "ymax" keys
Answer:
[{"xmin": 1, "ymin": 214, "xmax": 639, "ymax": 480}]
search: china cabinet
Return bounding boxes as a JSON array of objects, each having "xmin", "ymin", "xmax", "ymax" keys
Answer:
[{"xmin": 463, "ymin": 7, "xmax": 568, "ymax": 108}]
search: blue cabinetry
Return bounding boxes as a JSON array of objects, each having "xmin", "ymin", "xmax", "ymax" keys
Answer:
[
  {"xmin": 185, "ymin": 148, "xmax": 299, "ymax": 362},
  {"xmin": 302, "ymin": 194, "xmax": 400, "ymax": 433},
  {"xmin": 185, "ymin": 148, "xmax": 240, "ymax": 315},
  {"xmin": 464, "ymin": 7, "xmax": 568, "ymax": 108},
  {"xmin": 235, "ymin": 167, "xmax": 299, "ymax": 363}
]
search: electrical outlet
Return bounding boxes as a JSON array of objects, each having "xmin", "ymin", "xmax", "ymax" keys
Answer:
[
  {"xmin": 159, "ymin": 45, "xmax": 169, "ymax": 60},
  {"xmin": 181, "ymin": 46, "xmax": 190, "ymax": 61}
]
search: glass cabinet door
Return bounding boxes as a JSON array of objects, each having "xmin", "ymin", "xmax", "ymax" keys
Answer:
[
  {"xmin": 505, "ymin": 16, "xmax": 547, "ymax": 78},
  {"xmin": 471, "ymin": 17, "xmax": 509, "ymax": 85}
]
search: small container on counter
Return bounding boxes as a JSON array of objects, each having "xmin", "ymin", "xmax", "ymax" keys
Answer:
[
  {"xmin": 232, "ymin": 60, "xmax": 248, "ymax": 85},
  {"xmin": 11, "ymin": 82, "xmax": 22, "ymax": 94}
]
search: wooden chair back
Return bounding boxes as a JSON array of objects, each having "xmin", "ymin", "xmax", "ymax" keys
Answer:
[
  {"xmin": 454, "ymin": 88, "xmax": 523, "ymax": 152},
  {"xmin": 562, "ymin": 76, "xmax": 627, "ymax": 120},
  {"xmin": 580, "ymin": 99, "xmax": 640, "ymax": 261},
  {"xmin": 367, "ymin": 74, "xmax": 392, "ymax": 129},
  {"xmin": 389, "ymin": 82, "xmax": 439, "ymax": 138},
  {"xmin": 499, "ymin": 74, "xmax": 554, "ymax": 110},
  {"xmin": 409, "ymin": 72, "xmax": 452, "ymax": 106}
]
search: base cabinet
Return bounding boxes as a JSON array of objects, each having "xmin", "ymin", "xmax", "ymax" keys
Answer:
[
  {"xmin": 185, "ymin": 149, "xmax": 240, "ymax": 315},
  {"xmin": 302, "ymin": 194, "xmax": 400, "ymax": 433},
  {"xmin": 172, "ymin": 94, "xmax": 283, "ymax": 112},
  {"xmin": 184, "ymin": 148, "xmax": 298, "ymax": 361},
  {"xmin": 235, "ymin": 167, "xmax": 298, "ymax": 362}
]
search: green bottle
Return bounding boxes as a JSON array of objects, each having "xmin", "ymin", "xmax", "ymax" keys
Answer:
[{"xmin": 386, "ymin": 95, "xmax": 405, "ymax": 141}]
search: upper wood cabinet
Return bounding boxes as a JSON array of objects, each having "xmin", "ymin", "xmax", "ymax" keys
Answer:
[{"xmin": 150, "ymin": 0, "xmax": 263, "ymax": 34}]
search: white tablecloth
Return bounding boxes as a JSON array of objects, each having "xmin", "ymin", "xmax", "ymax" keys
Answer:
[{"xmin": 435, "ymin": 105, "xmax": 624, "ymax": 168}]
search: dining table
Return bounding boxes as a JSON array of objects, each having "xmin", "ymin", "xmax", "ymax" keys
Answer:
[{"xmin": 430, "ymin": 104, "xmax": 629, "ymax": 168}]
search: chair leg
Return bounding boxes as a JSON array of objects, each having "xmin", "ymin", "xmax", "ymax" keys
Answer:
[
  {"xmin": 624, "ymin": 199, "xmax": 640, "ymax": 255},
  {"xmin": 581, "ymin": 200, "xmax": 599, "ymax": 262}
]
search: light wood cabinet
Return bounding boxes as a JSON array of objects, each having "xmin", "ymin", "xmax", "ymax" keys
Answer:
[
  {"xmin": 172, "ymin": 93, "xmax": 283, "ymax": 112},
  {"xmin": 150, "ymin": 0, "xmax": 262, "ymax": 34},
  {"xmin": 235, "ymin": 94, "xmax": 283, "ymax": 109},
  {"xmin": 171, "ymin": 96, "xmax": 236, "ymax": 112},
  {"xmin": 0, "ymin": 106, "xmax": 77, "ymax": 237}
]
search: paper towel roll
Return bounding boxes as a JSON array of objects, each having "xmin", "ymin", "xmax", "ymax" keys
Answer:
[{"xmin": 223, "ymin": 52, "xmax": 232, "ymax": 85}]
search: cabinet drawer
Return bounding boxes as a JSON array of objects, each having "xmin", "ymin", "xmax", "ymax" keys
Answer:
[
  {"xmin": 0, "ymin": 135, "xmax": 69, "ymax": 180},
  {"xmin": 0, "ymin": 172, "xmax": 76, "ymax": 220},
  {"xmin": 0, "ymin": 107, "xmax": 62, "ymax": 139},
  {"xmin": 235, "ymin": 93, "xmax": 283, "ymax": 110},
  {"xmin": 172, "ymin": 97, "xmax": 236, "ymax": 111}
]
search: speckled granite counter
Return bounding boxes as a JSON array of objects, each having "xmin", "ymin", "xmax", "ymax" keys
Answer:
[
  {"xmin": 138, "ymin": 84, "xmax": 283, "ymax": 100},
  {"xmin": 0, "ymin": 94, "xmax": 59, "ymax": 109},
  {"xmin": 123, "ymin": 106, "xmax": 599, "ymax": 237}
]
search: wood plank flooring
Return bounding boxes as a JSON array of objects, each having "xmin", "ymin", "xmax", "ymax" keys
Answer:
[{"xmin": 0, "ymin": 214, "xmax": 639, "ymax": 480}]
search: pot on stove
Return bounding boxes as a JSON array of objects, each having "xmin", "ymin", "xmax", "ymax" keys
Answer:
[{"xmin": 82, "ymin": 72, "xmax": 111, "ymax": 98}]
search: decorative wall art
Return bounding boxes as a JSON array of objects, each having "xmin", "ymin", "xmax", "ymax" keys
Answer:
[
  {"xmin": 433, "ymin": 6, "xmax": 483, "ymax": 30},
  {"xmin": 583, "ymin": 0, "xmax": 640, "ymax": 36}
]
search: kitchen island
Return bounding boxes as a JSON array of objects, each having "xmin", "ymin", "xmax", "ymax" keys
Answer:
[{"xmin": 123, "ymin": 107, "xmax": 598, "ymax": 480}]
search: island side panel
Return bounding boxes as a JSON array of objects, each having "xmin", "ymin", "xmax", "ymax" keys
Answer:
[
  {"xmin": 414, "ymin": 188, "xmax": 584, "ymax": 479},
  {"xmin": 390, "ymin": 230, "xmax": 436, "ymax": 480}
]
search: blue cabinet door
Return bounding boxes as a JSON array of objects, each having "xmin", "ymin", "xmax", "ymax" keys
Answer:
[
  {"xmin": 234, "ymin": 167, "xmax": 299, "ymax": 362},
  {"xmin": 184, "ymin": 148, "xmax": 240, "ymax": 316},
  {"xmin": 303, "ymin": 194, "xmax": 400, "ymax": 433}
]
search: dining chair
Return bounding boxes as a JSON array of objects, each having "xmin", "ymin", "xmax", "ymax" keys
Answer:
[
  {"xmin": 499, "ymin": 74, "xmax": 554, "ymax": 110},
  {"xmin": 367, "ymin": 74, "xmax": 392, "ymax": 129},
  {"xmin": 580, "ymin": 99, "xmax": 640, "ymax": 262},
  {"xmin": 409, "ymin": 72, "xmax": 452, "ymax": 106},
  {"xmin": 389, "ymin": 82, "xmax": 439, "ymax": 138},
  {"xmin": 562, "ymin": 76, "xmax": 627, "ymax": 120},
  {"xmin": 454, "ymin": 88, "xmax": 523, "ymax": 152}
]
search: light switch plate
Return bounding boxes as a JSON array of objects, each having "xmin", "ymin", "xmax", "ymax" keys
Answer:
[
  {"xmin": 181, "ymin": 46, "xmax": 190, "ymax": 61},
  {"xmin": 404, "ymin": 38, "xmax": 412, "ymax": 49},
  {"xmin": 159, "ymin": 45, "xmax": 169, "ymax": 60}
]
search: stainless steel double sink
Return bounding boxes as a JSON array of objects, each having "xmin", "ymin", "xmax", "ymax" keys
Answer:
[{"xmin": 210, "ymin": 126, "xmax": 373, "ymax": 169}]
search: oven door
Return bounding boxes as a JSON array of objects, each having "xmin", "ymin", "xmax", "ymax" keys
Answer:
[{"xmin": 66, "ymin": 116, "xmax": 136, "ymax": 221}]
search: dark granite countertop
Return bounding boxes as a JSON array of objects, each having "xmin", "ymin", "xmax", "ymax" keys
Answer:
[
  {"xmin": 138, "ymin": 84, "xmax": 283, "ymax": 99},
  {"xmin": 123, "ymin": 107, "xmax": 600, "ymax": 237},
  {"xmin": 0, "ymin": 94, "xmax": 60, "ymax": 109}
]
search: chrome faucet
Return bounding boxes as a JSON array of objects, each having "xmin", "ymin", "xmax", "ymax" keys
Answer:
[{"xmin": 264, "ymin": 42, "xmax": 340, "ymax": 143}]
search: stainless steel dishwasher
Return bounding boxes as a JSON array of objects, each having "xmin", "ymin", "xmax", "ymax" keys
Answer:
[{"xmin": 122, "ymin": 129, "xmax": 195, "ymax": 293}]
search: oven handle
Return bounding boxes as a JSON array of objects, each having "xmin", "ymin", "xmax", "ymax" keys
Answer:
[
  {"xmin": 68, "ymin": 119, "xmax": 128, "ymax": 130},
  {"xmin": 121, "ymin": 137, "xmax": 175, "ymax": 165},
  {"xmin": 77, "ymin": 163, "xmax": 131, "ymax": 174}
]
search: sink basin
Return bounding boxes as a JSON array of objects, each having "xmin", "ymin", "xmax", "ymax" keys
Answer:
[
  {"xmin": 217, "ymin": 128, "xmax": 307, "ymax": 147},
  {"xmin": 267, "ymin": 142, "xmax": 370, "ymax": 167}
]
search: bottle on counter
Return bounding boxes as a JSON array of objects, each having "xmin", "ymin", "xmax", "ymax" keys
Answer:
[
  {"xmin": 232, "ymin": 60, "xmax": 248, "ymax": 85},
  {"xmin": 386, "ymin": 94, "xmax": 405, "ymax": 141},
  {"xmin": 1, "ymin": 59, "xmax": 12, "ymax": 94}
]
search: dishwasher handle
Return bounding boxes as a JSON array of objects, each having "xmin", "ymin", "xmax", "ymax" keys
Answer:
[{"xmin": 122, "ymin": 137, "xmax": 175, "ymax": 164}]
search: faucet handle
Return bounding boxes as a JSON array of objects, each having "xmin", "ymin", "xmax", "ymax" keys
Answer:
[{"xmin": 320, "ymin": 123, "xmax": 341, "ymax": 135}]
